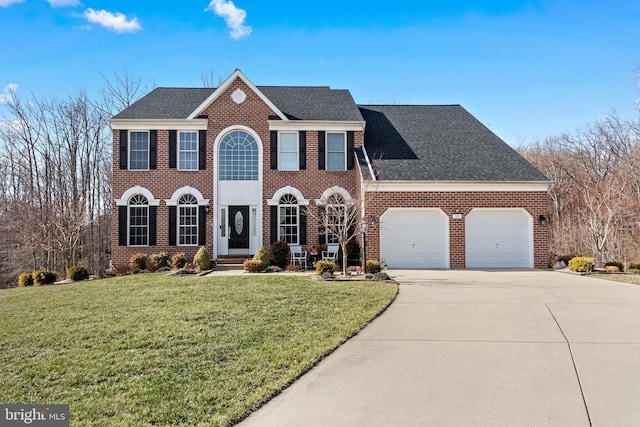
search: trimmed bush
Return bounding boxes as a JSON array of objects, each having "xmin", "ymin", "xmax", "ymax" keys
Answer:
[
  {"xmin": 67, "ymin": 265, "xmax": 89, "ymax": 281},
  {"xmin": 605, "ymin": 265, "xmax": 619, "ymax": 273},
  {"xmin": 316, "ymin": 260, "xmax": 336, "ymax": 276},
  {"xmin": 19, "ymin": 273, "xmax": 34, "ymax": 287},
  {"xmin": 171, "ymin": 252, "xmax": 187, "ymax": 269},
  {"xmin": 605, "ymin": 261, "xmax": 624, "ymax": 272},
  {"xmin": 243, "ymin": 260, "xmax": 265, "ymax": 272},
  {"xmin": 568, "ymin": 256, "xmax": 594, "ymax": 273},
  {"xmin": 32, "ymin": 270, "xmax": 58, "ymax": 286},
  {"xmin": 149, "ymin": 252, "xmax": 170, "ymax": 271},
  {"xmin": 366, "ymin": 260, "xmax": 382, "ymax": 274},
  {"xmin": 629, "ymin": 263, "xmax": 640, "ymax": 270},
  {"xmin": 253, "ymin": 246, "xmax": 270, "ymax": 267},
  {"xmin": 628, "ymin": 268, "xmax": 640, "ymax": 275},
  {"xmin": 129, "ymin": 253, "xmax": 148, "ymax": 271},
  {"xmin": 193, "ymin": 246, "xmax": 212, "ymax": 270},
  {"xmin": 270, "ymin": 240, "xmax": 289, "ymax": 269}
]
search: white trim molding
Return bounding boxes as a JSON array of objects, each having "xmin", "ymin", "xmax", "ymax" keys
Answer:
[
  {"xmin": 268, "ymin": 120, "xmax": 365, "ymax": 132},
  {"xmin": 315, "ymin": 186, "xmax": 355, "ymax": 206},
  {"xmin": 267, "ymin": 186, "xmax": 310, "ymax": 206},
  {"xmin": 165, "ymin": 186, "xmax": 210, "ymax": 206},
  {"xmin": 365, "ymin": 181, "xmax": 550, "ymax": 193},
  {"xmin": 110, "ymin": 119, "xmax": 208, "ymax": 130},
  {"xmin": 187, "ymin": 69, "xmax": 288, "ymax": 121},
  {"xmin": 115, "ymin": 186, "xmax": 161, "ymax": 206}
]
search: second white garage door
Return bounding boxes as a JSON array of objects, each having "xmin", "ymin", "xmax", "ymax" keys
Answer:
[
  {"xmin": 380, "ymin": 208, "xmax": 449, "ymax": 269},
  {"xmin": 465, "ymin": 208, "xmax": 533, "ymax": 268}
]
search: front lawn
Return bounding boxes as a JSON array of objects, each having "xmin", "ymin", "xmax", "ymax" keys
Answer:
[
  {"xmin": 588, "ymin": 273, "xmax": 640, "ymax": 286},
  {"xmin": 0, "ymin": 274, "xmax": 397, "ymax": 426}
]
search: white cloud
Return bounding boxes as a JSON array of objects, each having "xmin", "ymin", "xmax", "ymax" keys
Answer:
[
  {"xmin": 205, "ymin": 0, "xmax": 251, "ymax": 40},
  {"xmin": 0, "ymin": 0, "xmax": 24, "ymax": 7},
  {"xmin": 0, "ymin": 83, "xmax": 17, "ymax": 103},
  {"xmin": 83, "ymin": 8, "xmax": 141, "ymax": 33},
  {"xmin": 47, "ymin": 0, "xmax": 81, "ymax": 7}
]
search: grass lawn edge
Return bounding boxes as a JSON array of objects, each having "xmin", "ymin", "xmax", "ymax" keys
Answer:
[{"xmin": 234, "ymin": 279, "xmax": 399, "ymax": 424}]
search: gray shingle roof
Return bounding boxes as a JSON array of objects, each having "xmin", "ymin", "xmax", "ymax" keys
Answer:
[
  {"xmin": 358, "ymin": 105, "xmax": 548, "ymax": 182},
  {"xmin": 112, "ymin": 88, "xmax": 215, "ymax": 120},
  {"xmin": 112, "ymin": 86, "xmax": 364, "ymax": 122}
]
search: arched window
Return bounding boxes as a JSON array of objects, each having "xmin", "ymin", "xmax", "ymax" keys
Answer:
[
  {"xmin": 129, "ymin": 194, "xmax": 149, "ymax": 246},
  {"xmin": 218, "ymin": 130, "xmax": 259, "ymax": 181},
  {"xmin": 278, "ymin": 194, "xmax": 299, "ymax": 244},
  {"xmin": 178, "ymin": 194, "xmax": 198, "ymax": 246}
]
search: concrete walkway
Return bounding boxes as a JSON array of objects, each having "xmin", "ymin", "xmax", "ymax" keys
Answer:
[{"xmin": 240, "ymin": 270, "xmax": 640, "ymax": 426}]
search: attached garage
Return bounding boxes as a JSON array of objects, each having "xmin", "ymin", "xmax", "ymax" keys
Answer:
[
  {"xmin": 465, "ymin": 208, "xmax": 533, "ymax": 268},
  {"xmin": 380, "ymin": 208, "xmax": 449, "ymax": 269}
]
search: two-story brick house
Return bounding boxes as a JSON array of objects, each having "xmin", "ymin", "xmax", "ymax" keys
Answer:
[{"xmin": 111, "ymin": 69, "xmax": 549, "ymax": 270}]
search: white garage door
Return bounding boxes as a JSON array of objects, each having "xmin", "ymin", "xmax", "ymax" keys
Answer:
[
  {"xmin": 465, "ymin": 209, "xmax": 533, "ymax": 268},
  {"xmin": 380, "ymin": 208, "xmax": 449, "ymax": 269}
]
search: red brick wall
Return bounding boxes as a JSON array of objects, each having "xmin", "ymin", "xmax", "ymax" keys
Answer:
[
  {"xmin": 364, "ymin": 190, "xmax": 549, "ymax": 269},
  {"xmin": 111, "ymin": 77, "xmax": 364, "ymax": 266}
]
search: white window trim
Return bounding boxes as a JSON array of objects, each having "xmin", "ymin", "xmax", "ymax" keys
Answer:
[
  {"xmin": 128, "ymin": 130, "xmax": 150, "ymax": 171},
  {"xmin": 277, "ymin": 195, "xmax": 300, "ymax": 245},
  {"xmin": 178, "ymin": 131, "xmax": 199, "ymax": 171},
  {"xmin": 177, "ymin": 195, "xmax": 199, "ymax": 247},
  {"xmin": 326, "ymin": 131, "xmax": 347, "ymax": 171},
  {"xmin": 128, "ymin": 196, "xmax": 149, "ymax": 247},
  {"xmin": 278, "ymin": 131, "xmax": 299, "ymax": 171},
  {"xmin": 116, "ymin": 186, "xmax": 160, "ymax": 206}
]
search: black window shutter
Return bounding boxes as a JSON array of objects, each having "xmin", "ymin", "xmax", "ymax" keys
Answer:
[
  {"xmin": 318, "ymin": 206, "xmax": 326, "ymax": 245},
  {"xmin": 270, "ymin": 206, "xmax": 278, "ymax": 244},
  {"xmin": 169, "ymin": 206, "xmax": 177, "ymax": 246},
  {"xmin": 299, "ymin": 210, "xmax": 307, "ymax": 245},
  {"xmin": 198, "ymin": 206, "xmax": 207, "ymax": 245},
  {"xmin": 299, "ymin": 131, "xmax": 307, "ymax": 170},
  {"xmin": 318, "ymin": 131, "xmax": 325, "ymax": 170},
  {"xmin": 347, "ymin": 131, "xmax": 355, "ymax": 170},
  {"xmin": 168, "ymin": 130, "xmax": 177, "ymax": 169},
  {"xmin": 119, "ymin": 130, "xmax": 128, "ymax": 169},
  {"xmin": 149, "ymin": 130, "xmax": 157, "ymax": 170},
  {"xmin": 198, "ymin": 130, "xmax": 207, "ymax": 170},
  {"xmin": 270, "ymin": 131, "xmax": 278, "ymax": 170},
  {"xmin": 118, "ymin": 206, "xmax": 127, "ymax": 246},
  {"xmin": 149, "ymin": 206, "xmax": 157, "ymax": 246}
]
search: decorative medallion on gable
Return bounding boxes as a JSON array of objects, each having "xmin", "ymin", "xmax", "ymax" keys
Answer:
[{"xmin": 231, "ymin": 88, "xmax": 247, "ymax": 104}]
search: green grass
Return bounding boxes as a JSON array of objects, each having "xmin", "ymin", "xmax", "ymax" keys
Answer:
[{"xmin": 0, "ymin": 274, "xmax": 397, "ymax": 426}]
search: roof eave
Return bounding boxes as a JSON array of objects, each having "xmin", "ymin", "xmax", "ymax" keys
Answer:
[
  {"xmin": 268, "ymin": 120, "xmax": 365, "ymax": 131},
  {"xmin": 364, "ymin": 180, "xmax": 551, "ymax": 192},
  {"xmin": 110, "ymin": 119, "xmax": 208, "ymax": 130}
]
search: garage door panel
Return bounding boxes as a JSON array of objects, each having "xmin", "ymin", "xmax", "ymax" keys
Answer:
[
  {"xmin": 466, "ymin": 209, "xmax": 533, "ymax": 269},
  {"xmin": 381, "ymin": 209, "xmax": 449, "ymax": 269}
]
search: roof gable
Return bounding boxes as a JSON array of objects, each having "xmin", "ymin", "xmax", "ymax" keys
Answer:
[{"xmin": 187, "ymin": 69, "xmax": 287, "ymax": 120}]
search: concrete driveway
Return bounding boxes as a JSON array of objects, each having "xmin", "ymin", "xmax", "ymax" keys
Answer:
[{"xmin": 240, "ymin": 270, "xmax": 640, "ymax": 426}]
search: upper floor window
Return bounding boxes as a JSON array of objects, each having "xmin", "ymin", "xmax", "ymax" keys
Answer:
[
  {"xmin": 326, "ymin": 132, "xmax": 346, "ymax": 171},
  {"xmin": 129, "ymin": 131, "xmax": 149, "ymax": 170},
  {"xmin": 179, "ymin": 132, "xmax": 198, "ymax": 170},
  {"xmin": 178, "ymin": 194, "xmax": 198, "ymax": 245},
  {"xmin": 278, "ymin": 194, "xmax": 299, "ymax": 244},
  {"xmin": 129, "ymin": 194, "xmax": 148, "ymax": 246},
  {"xmin": 219, "ymin": 130, "xmax": 259, "ymax": 181},
  {"xmin": 279, "ymin": 132, "xmax": 298, "ymax": 171}
]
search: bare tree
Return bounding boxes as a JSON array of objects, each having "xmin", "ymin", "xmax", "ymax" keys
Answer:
[{"xmin": 200, "ymin": 67, "xmax": 223, "ymax": 88}]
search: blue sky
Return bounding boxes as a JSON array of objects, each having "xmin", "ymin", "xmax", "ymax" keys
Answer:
[{"xmin": 1, "ymin": 0, "xmax": 639, "ymax": 145}]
